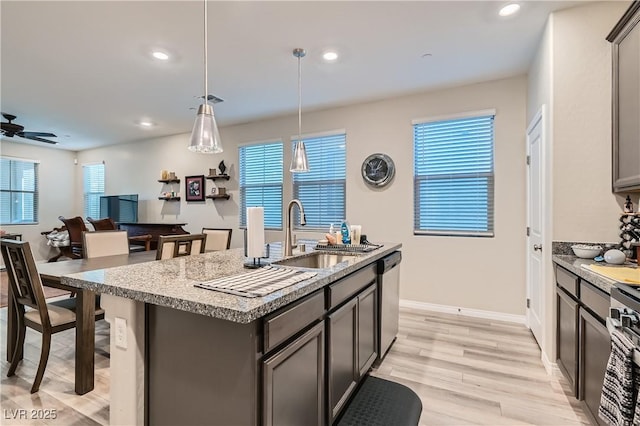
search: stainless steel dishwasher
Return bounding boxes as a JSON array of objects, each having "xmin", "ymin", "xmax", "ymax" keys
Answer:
[{"xmin": 376, "ymin": 251, "xmax": 401, "ymax": 362}]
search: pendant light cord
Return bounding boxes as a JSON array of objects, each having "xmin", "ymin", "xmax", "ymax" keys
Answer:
[
  {"xmin": 203, "ymin": 0, "xmax": 208, "ymax": 104},
  {"xmin": 297, "ymin": 54, "xmax": 302, "ymax": 141}
]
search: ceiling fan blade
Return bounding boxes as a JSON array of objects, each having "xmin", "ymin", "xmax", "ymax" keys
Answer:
[
  {"xmin": 18, "ymin": 131, "xmax": 56, "ymax": 138},
  {"xmin": 23, "ymin": 136, "xmax": 58, "ymax": 144},
  {"xmin": 17, "ymin": 132, "xmax": 58, "ymax": 144}
]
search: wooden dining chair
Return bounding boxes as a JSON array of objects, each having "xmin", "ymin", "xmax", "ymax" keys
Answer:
[
  {"xmin": 0, "ymin": 239, "xmax": 104, "ymax": 393},
  {"xmin": 201, "ymin": 228, "xmax": 232, "ymax": 251},
  {"xmin": 156, "ymin": 234, "xmax": 207, "ymax": 260},
  {"xmin": 87, "ymin": 217, "xmax": 152, "ymax": 251},
  {"xmin": 82, "ymin": 230, "xmax": 130, "ymax": 258}
]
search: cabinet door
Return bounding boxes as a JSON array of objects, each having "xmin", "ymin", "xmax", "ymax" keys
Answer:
[
  {"xmin": 263, "ymin": 321, "xmax": 325, "ymax": 426},
  {"xmin": 579, "ymin": 307, "xmax": 611, "ymax": 426},
  {"xmin": 610, "ymin": 3, "xmax": 640, "ymax": 191},
  {"xmin": 327, "ymin": 298, "xmax": 358, "ymax": 422},
  {"xmin": 358, "ymin": 284, "xmax": 378, "ymax": 377},
  {"xmin": 556, "ymin": 287, "xmax": 579, "ymax": 396}
]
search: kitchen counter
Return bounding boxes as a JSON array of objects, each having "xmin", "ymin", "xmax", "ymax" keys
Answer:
[
  {"xmin": 553, "ymin": 254, "xmax": 624, "ymax": 294},
  {"xmin": 62, "ymin": 242, "xmax": 401, "ymax": 323}
]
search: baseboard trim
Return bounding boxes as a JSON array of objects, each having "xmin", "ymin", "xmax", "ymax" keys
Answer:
[
  {"xmin": 541, "ymin": 351, "xmax": 560, "ymax": 376},
  {"xmin": 399, "ymin": 299, "xmax": 527, "ymax": 325}
]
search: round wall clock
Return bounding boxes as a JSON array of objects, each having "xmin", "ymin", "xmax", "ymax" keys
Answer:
[{"xmin": 361, "ymin": 153, "xmax": 395, "ymax": 187}]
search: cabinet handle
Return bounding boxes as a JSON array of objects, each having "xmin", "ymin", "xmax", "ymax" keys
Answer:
[{"xmin": 533, "ymin": 244, "xmax": 542, "ymax": 252}]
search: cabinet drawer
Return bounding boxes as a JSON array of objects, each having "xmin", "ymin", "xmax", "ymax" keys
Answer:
[
  {"xmin": 264, "ymin": 290, "xmax": 325, "ymax": 353},
  {"xmin": 327, "ymin": 264, "xmax": 377, "ymax": 309},
  {"xmin": 556, "ymin": 266, "xmax": 579, "ymax": 298},
  {"xmin": 580, "ymin": 281, "xmax": 609, "ymax": 321}
]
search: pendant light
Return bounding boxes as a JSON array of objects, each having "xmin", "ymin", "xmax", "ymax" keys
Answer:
[
  {"xmin": 290, "ymin": 48, "xmax": 309, "ymax": 172},
  {"xmin": 188, "ymin": 0, "xmax": 223, "ymax": 154}
]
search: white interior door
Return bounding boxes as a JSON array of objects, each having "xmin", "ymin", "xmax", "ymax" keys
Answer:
[{"xmin": 526, "ymin": 108, "xmax": 544, "ymax": 346}]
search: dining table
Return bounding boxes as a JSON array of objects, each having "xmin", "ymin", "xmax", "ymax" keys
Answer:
[{"xmin": 5, "ymin": 250, "xmax": 158, "ymax": 395}]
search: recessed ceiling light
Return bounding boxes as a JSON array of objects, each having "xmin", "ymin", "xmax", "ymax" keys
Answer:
[
  {"xmin": 499, "ymin": 3, "xmax": 520, "ymax": 17},
  {"xmin": 323, "ymin": 51, "xmax": 339, "ymax": 62},
  {"xmin": 139, "ymin": 120, "xmax": 154, "ymax": 127},
  {"xmin": 152, "ymin": 51, "xmax": 169, "ymax": 61}
]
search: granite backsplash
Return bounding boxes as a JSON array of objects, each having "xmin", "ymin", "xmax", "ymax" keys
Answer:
[{"xmin": 552, "ymin": 241, "xmax": 621, "ymax": 255}]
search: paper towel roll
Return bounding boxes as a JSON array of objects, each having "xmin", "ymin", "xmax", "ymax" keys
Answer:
[{"xmin": 246, "ymin": 207, "xmax": 265, "ymax": 258}]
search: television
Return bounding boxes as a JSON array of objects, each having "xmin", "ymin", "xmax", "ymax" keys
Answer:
[{"xmin": 99, "ymin": 194, "xmax": 138, "ymax": 223}]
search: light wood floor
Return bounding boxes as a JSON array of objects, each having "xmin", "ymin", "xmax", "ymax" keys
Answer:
[{"xmin": 0, "ymin": 305, "xmax": 588, "ymax": 425}]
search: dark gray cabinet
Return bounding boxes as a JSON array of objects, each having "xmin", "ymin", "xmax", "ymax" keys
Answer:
[
  {"xmin": 554, "ymin": 264, "xmax": 612, "ymax": 426},
  {"xmin": 263, "ymin": 321, "xmax": 325, "ymax": 426},
  {"xmin": 327, "ymin": 282, "xmax": 379, "ymax": 422},
  {"xmin": 358, "ymin": 284, "xmax": 378, "ymax": 376},
  {"xmin": 327, "ymin": 297, "xmax": 358, "ymax": 422},
  {"xmin": 607, "ymin": 2, "xmax": 640, "ymax": 192},
  {"xmin": 579, "ymin": 306, "xmax": 610, "ymax": 426},
  {"xmin": 556, "ymin": 287, "xmax": 578, "ymax": 395}
]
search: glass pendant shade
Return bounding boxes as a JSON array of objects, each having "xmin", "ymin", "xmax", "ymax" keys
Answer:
[
  {"xmin": 189, "ymin": 104, "xmax": 223, "ymax": 154},
  {"xmin": 189, "ymin": 0, "xmax": 223, "ymax": 154},
  {"xmin": 290, "ymin": 139, "xmax": 309, "ymax": 172}
]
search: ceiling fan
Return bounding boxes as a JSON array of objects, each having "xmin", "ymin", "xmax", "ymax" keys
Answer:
[{"xmin": 1, "ymin": 112, "xmax": 58, "ymax": 144}]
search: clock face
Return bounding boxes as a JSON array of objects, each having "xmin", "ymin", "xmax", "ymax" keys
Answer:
[{"xmin": 362, "ymin": 153, "xmax": 395, "ymax": 187}]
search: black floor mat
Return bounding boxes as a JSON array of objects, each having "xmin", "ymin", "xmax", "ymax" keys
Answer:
[{"xmin": 336, "ymin": 375, "xmax": 422, "ymax": 426}]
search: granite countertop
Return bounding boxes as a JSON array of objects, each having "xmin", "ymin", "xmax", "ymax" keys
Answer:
[
  {"xmin": 552, "ymin": 254, "xmax": 630, "ymax": 294},
  {"xmin": 62, "ymin": 242, "xmax": 401, "ymax": 324}
]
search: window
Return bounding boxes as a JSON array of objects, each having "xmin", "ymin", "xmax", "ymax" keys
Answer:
[
  {"xmin": 292, "ymin": 132, "xmax": 346, "ymax": 230},
  {"xmin": 83, "ymin": 163, "xmax": 105, "ymax": 219},
  {"xmin": 239, "ymin": 142, "xmax": 284, "ymax": 230},
  {"xmin": 0, "ymin": 157, "xmax": 39, "ymax": 224},
  {"xmin": 413, "ymin": 111, "xmax": 495, "ymax": 237}
]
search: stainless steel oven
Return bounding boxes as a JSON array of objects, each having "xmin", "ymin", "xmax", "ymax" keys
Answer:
[{"xmin": 608, "ymin": 283, "xmax": 640, "ymax": 363}]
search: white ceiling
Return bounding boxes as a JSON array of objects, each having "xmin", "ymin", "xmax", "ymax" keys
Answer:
[{"xmin": 1, "ymin": 0, "xmax": 582, "ymax": 151}]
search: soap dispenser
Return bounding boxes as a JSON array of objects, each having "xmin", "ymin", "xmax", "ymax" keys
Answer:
[{"xmin": 340, "ymin": 220, "xmax": 351, "ymax": 244}]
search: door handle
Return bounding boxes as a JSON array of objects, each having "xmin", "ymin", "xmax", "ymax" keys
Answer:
[{"xmin": 533, "ymin": 244, "xmax": 542, "ymax": 252}]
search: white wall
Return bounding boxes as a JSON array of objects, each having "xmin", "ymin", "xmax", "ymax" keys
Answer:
[
  {"xmin": 77, "ymin": 76, "xmax": 528, "ymax": 316},
  {"xmin": 527, "ymin": 0, "xmax": 631, "ymax": 364},
  {"xmin": 0, "ymin": 140, "xmax": 78, "ymax": 261},
  {"xmin": 552, "ymin": 1, "xmax": 630, "ymax": 243},
  {"xmin": 528, "ymin": 13, "xmax": 556, "ymax": 363}
]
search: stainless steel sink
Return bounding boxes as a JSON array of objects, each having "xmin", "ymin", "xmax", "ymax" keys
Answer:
[{"xmin": 273, "ymin": 252, "xmax": 359, "ymax": 269}]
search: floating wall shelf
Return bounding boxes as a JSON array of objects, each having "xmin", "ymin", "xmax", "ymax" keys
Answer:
[
  {"xmin": 206, "ymin": 175, "xmax": 230, "ymax": 181},
  {"xmin": 206, "ymin": 194, "xmax": 231, "ymax": 200},
  {"xmin": 158, "ymin": 179, "xmax": 181, "ymax": 184}
]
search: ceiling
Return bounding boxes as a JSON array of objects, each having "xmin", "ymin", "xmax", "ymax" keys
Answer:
[{"xmin": 1, "ymin": 0, "xmax": 583, "ymax": 151}]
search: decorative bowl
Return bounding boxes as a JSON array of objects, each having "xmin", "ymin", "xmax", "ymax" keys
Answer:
[
  {"xmin": 571, "ymin": 244, "xmax": 602, "ymax": 259},
  {"xmin": 604, "ymin": 249, "xmax": 626, "ymax": 265}
]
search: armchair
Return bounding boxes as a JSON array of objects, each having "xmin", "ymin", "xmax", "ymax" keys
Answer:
[{"xmin": 57, "ymin": 216, "xmax": 87, "ymax": 259}]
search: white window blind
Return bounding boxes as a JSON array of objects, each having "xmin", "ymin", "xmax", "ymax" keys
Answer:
[
  {"xmin": 83, "ymin": 163, "xmax": 105, "ymax": 219},
  {"xmin": 0, "ymin": 157, "xmax": 39, "ymax": 224},
  {"xmin": 239, "ymin": 142, "xmax": 283, "ymax": 230},
  {"xmin": 413, "ymin": 113, "xmax": 495, "ymax": 237},
  {"xmin": 292, "ymin": 133, "xmax": 346, "ymax": 230}
]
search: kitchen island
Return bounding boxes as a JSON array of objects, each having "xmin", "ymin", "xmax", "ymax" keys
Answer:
[{"xmin": 62, "ymin": 242, "xmax": 401, "ymax": 426}]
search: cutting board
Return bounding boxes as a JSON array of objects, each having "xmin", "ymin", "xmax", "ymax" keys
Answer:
[{"xmin": 583, "ymin": 264, "xmax": 640, "ymax": 284}]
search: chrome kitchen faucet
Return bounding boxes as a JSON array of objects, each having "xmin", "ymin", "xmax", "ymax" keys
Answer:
[{"xmin": 284, "ymin": 199, "xmax": 306, "ymax": 256}]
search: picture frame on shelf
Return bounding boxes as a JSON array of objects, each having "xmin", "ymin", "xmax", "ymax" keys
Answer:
[{"xmin": 185, "ymin": 175, "xmax": 205, "ymax": 202}]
